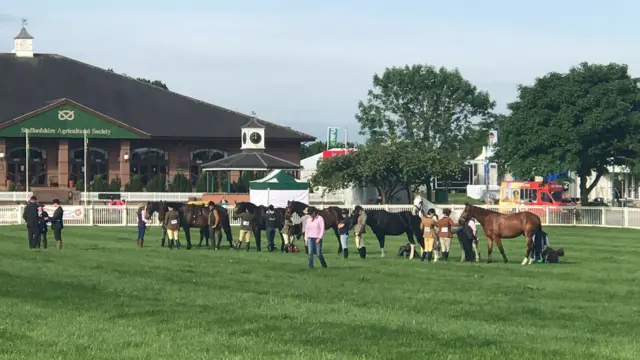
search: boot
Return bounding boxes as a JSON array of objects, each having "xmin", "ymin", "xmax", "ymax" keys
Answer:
[
  {"xmin": 343, "ymin": 248, "xmax": 348, "ymax": 259},
  {"xmin": 176, "ymin": 240, "xmax": 183, "ymax": 249},
  {"xmin": 137, "ymin": 240, "xmax": 141, "ymax": 248},
  {"xmin": 427, "ymin": 252, "xmax": 433, "ymax": 262},
  {"xmin": 140, "ymin": 239, "xmax": 144, "ymax": 248},
  {"xmin": 421, "ymin": 252, "xmax": 427, "ymax": 262},
  {"xmin": 161, "ymin": 238, "xmax": 166, "ymax": 247},
  {"xmin": 443, "ymin": 251, "xmax": 449, "ymax": 261},
  {"xmin": 198, "ymin": 239, "xmax": 203, "ymax": 247},
  {"xmin": 42, "ymin": 238, "xmax": 47, "ymax": 249},
  {"xmin": 281, "ymin": 243, "xmax": 286, "ymax": 253},
  {"xmin": 338, "ymin": 244, "xmax": 343, "ymax": 255},
  {"xmin": 56, "ymin": 240, "xmax": 62, "ymax": 250},
  {"xmin": 359, "ymin": 247, "xmax": 367, "ymax": 259},
  {"xmin": 319, "ymin": 255, "xmax": 328, "ymax": 268},
  {"xmin": 169, "ymin": 240, "xmax": 174, "ymax": 249},
  {"xmin": 245, "ymin": 242, "xmax": 250, "ymax": 252}
]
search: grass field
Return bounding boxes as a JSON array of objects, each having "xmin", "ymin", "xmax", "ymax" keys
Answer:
[{"xmin": 1, "ymin": 225, "xmax": 638, "ymax": 360}]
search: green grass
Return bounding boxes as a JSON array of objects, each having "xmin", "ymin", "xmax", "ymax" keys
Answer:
[{"xmin": 1, "ymin": 225, "xmax": 638, "ymax": 360}]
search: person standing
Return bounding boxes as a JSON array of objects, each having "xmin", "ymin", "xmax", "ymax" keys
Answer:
[
  {"xmin": 437, "ymin": 208, "xmax": 456, "ymax": 261},
  {"xmin": 22, "ymin": 196, "xmax": 39, "ymax": 249},
  {"xmin": 337, "ymin": 208, "xmax": 351, "ymax": 259},
  {"xmin": 164, "ymin": 206, "xmax": 181, "ymax": 249},
  {"xmin": 50, "ymin": 199, "xmax": 64, "ymax": 249},
  {"xmin": 281, "ymin": 213, "xmax": 295, "ymax": 253},
  {"xmin": 468, "ymin": 217, "xmax": 480, "ymax": 261},
  {"xmin": 299, "ymin": 208, "xmax": 310, "ymax": 254},
  {"xmin": 305, "ymin": 207, "xmax": 328, "ymax": 269},
  {"xmin": 353, "ymin": 205, "xmax": 368, "ymax": 259},
  {"xmin": 263, "ymin": 205, "xmax": 278, "ymax": 252},
  {"xmin": 419, "ymin": 208, "xmax": 439, "ymax": 262},
  {"xmin": 136, "ymin": 206, "xmax": 149, "ymax": 248},
  {"xmin": 160, "ymin": 221, "xmax": 168, "ymax": 247},
  {"xmin": 208, "ymin": 201, "xmax": 223, "ymax": 249},
  {"xmin": 36, "ymin": 204, "xmax": 50, "ymax": 249},
  {"xmin": 237, "ymin": 211, "xmax": 254, "ymax": 251}
]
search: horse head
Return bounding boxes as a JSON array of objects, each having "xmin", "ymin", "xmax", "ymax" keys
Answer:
[
  {"xmin": 233, "ymin": 201, "xmax": 257, "ymax": 216},
  {"xmin": 459, "ymin": 202, "xmax": 474, "ymax": 224},
  {"xmin": 286, "ymin": 200, "xmax": 308, "ymax": 217},
  {"xmin": 144, "ymin": 201, "xmax": 160, "ymax": 220}
]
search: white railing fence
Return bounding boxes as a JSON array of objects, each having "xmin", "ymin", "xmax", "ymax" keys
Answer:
[{"xmin": 1, "ymin": 204, "xmax": 640, "ymax": 229}]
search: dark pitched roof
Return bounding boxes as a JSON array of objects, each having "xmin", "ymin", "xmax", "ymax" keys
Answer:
[
  {"xmin": 201, "ymin": 150, "xmax": 301, "ymax": 171},
  {"xmin": 0, "ymin": 53, "xmax": 315, "ymax": 141},
  {"xmin": 14, "ymin": 27, "xmax": 33, "ymax": 39}
]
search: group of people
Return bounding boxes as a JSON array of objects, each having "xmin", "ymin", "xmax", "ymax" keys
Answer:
[{"xmin": 22, "ymin": 196, "xmax": 64, "ymax": 249}]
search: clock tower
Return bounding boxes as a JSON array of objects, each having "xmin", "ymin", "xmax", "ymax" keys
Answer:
[
  {"xmin": 240, "ymin": 114, "xmax": 266, "ymax": 151},
  {"xmin": 12, "ymin": 19, "xmax": 34, "ymax": 58}
]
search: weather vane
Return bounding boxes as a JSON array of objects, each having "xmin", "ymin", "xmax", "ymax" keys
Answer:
[{"xmin": 21, "ymin": 17, "xmax": 28, "ymax": 27}]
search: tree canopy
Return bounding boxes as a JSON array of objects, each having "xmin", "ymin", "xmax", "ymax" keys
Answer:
[{"xmin": 494, "ymin": 62, "xmax": 640, "ymax": 203}]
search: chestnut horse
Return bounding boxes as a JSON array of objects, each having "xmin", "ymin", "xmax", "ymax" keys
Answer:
[
  {"xmin": 285, "ymin": 201, "xmax": 345, "ymax": 253},
  {"xmin": 459, "ymin": 202, "xmax": 542, "ymax": 264}
]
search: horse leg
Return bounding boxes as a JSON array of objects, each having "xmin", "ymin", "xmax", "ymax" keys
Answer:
[
  {"xmin": 253, "ymin": 228, "xmax": 262, "ymax": 251},
  {"xmin": 376, "ymin": 232, "xmax": 386, "ymax": 258},
  {"xmin": 494, "ymin": 237, "xmax": 508, "ymax": 263},
  {"xmin": 407, "ymin": 232, "xmax": 416, "ymax": 260},
  {"xmin": 223, "ymin": 224, "xmax": 234, "ymax": 248},
  {"xmin": 486, "ymin": 236, "xmax": 494, "ymax": 263},
  {"xmin": 183, "ymin": 227, "xmax": 192, "ymax": 250},
  {"xmin": 523, "ymin": 233, "xmax": 533, "ymax": 265},
  {"xmin": 333, "ymin": 226, "xmax": 342, "ymax": 255}
]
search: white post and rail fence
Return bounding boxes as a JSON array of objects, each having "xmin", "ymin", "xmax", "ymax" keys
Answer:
[{"xmin": 0, "ymin": 192, "xmax": 638, "ymax": 228}]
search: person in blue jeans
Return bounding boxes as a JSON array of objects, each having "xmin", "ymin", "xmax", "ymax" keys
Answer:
[
  {"xmin": 136, "ymin": 206, "xmax": 149, "ymax": 248},
  {"xmin": 304, "ymin": 207, "xmax": 327, "ymax": 269}
]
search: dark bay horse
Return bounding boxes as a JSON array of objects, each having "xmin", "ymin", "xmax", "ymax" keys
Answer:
[
  {"xmin": 144, "ymin": 201, "xmax": 233, "ymax": 250},
  {"xmin": 285, "ymin": 201, "xmax": 344, "ymax": 253},
  {"xmin": 459, "ymin": 202, "xmax": 542, "ymax": 264},
  {"xmin": 232, "ymin": 201, "xmax": 286, "ymax": 251},
  {"xmin": 349, "ymin": 208, "xmax": 423, "ymax": 257}
]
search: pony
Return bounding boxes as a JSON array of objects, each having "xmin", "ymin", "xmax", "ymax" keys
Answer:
[
  {"xmin": 232, "ymin": 201, "xmax": 287, "ymax": 251},
  {"xmin": 285, "ymin": 201, "xmax": 345, "ymax": 253},
  {"xmin": 144, "ymin": 201, "xmax": 233, "ymax": 250},
  {"xmin": 349, "ymin": 208, "xmax": 424, "ymax": 258},
  {"xmin": 459, "ymin": 202, "xmax": 542, "ymax": 264}
]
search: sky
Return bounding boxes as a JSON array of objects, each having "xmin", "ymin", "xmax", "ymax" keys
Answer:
[{"xmin": 2, "ymin": 0, "xmax": 640, "ymax": 144}]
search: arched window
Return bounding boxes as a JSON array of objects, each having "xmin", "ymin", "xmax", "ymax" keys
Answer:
[
  {"xmin": 7, "ymin": 147, "xmax": 48, "ymax": 186},
  {"xmin": 189, "ymin": 149, "xmax": 226, "ymax": 186},
  {"xmin": 69, "ymin": 147, "xmax": 108, "ymax": 185},
  {"xmin": 130, "ymin": 148, "xmax": 169, "ymax": 185}
]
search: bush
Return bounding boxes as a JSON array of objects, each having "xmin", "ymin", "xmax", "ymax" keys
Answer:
[
  {"xmin": 169, "ymin": 173, "xmax": 191, "ymax": 192},
  {"xmin": 125, "ymin": 175, "xmax": 143, "ymax": 192},
  {"xmin": 91, "ymin": 176, "xmax": 107, "ymax": 192},
  {"xmin": 146, "ymin": 175, "xmax": 167, "ymax": 192},
  {"xmin": 108, "ymin": 178, "xmax": 122, "ymax": 192},
  {"xmin": 76, "ymin": 180, "xmax": 84, "ymax": 192},
  {"xmin": 8, "ymin": 183, "xmax": 16, "ymax": 192},
  {"xmin": 196, "ymin": 173, "xmax": 207, "ymax": 192}
]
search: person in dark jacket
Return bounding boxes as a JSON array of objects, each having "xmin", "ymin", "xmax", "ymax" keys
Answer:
[
  {"xmin": 264, "ymin": 205, "xmax": 278, "ymax": 252},
  {"xmin": 36, "ymin": 204, "xmax": 50, "ymax": 249},
  {"xmin": 136, "ymin": 206, "xmax": 149, "ymax": 248},
  {"xmin": 456, "ymin": 218, "xmax": 476, "ymax": 262},
  {"xmin": 337, "ymin": 208, "xmax": 350, "ymax": 259},
  {"xmin": 49, "ymin": 199, "xmax": 64, "ymax": 249},
  {"xmin": 22, "ymin": 196, "xmax": 39, "ymax": 249}
]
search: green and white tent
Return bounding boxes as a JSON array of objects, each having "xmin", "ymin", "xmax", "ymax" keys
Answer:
[{"xmin": 249, "ymin": 170, "xmax": 310, "ymax": 207}]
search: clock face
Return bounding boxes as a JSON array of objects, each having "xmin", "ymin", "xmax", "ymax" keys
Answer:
[
  {"xmin": 250, "ymin": 132, "xmax": 262, "ymax": 144},
  {"xmin": 242, "ymin": 132, "xmax": 247, "ymax": 144}
]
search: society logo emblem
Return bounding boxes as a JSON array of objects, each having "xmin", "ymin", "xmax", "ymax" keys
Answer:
[{"xmin": 58, "ymin": 110, "xmax": 75, "ymax": 121}]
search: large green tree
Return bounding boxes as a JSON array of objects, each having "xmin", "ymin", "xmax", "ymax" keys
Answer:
[
  {"xmin": 494, "ymin": 62, "xmax": 640, "ymax": 204},
  {"xmin": 355, "ymin": 64, "xmax": 495, "ymax": 198}
]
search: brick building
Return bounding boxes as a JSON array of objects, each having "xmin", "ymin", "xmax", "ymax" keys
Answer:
[{"xmin": 0, "ymin": 25, "xmax": 314, "ymax": 191}]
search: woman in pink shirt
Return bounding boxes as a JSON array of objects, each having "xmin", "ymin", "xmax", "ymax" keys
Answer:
[{"xmin": 304, "ymin": 207, "xmax": 328, "ymax": 269}]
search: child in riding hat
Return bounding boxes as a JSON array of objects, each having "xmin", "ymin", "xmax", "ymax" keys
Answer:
[
  {"xmin": 337, "ymin": 208, "xmax": 351, "ymax": 259},
  {"xmin": 437, "ymin": 208, "xmax": 456, "ymax": 261},
  {"xmin": 353, "ymin": 205, "xmax": 368, "ymax": 259},
  {"xmin": 419, "ymin": 208, "xmax": 439, "ymax": 262}
]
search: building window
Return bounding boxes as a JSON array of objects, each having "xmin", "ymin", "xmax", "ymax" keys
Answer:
[
  {"xmin": 6, "ymin": 147, "xmax": 47, "ymax": 186},
  {"xmin": 69, "ymin": 147, "xmax": 108, "ymax": 185},
  {"xmin": 130, "ymin": 148, "xmax": 169, "ymax": 185},
  {"xmin": 189, "ymin": 149, "xmax": 226, "ymax": 186}
]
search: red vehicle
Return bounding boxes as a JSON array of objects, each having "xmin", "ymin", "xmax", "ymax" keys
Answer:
[{"xmin": 498, "ymin": 181, "xmax": 575, "ymax": 217}]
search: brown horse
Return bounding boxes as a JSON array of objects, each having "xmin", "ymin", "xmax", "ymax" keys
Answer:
[
  {"xmin": 459, "ymin": 202, "xmax": 542, "ymax": 264},
  {"xmin": 144, "ymin": 201, "xmax": 234, "ymax": 250},
  {"xmin": 285, "ymin": 201, "xmax": 345, "ymax": 253}
]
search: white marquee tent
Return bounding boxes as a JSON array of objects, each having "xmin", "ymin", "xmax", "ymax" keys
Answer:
[{"xmin": 249, "ymin": 170, "xmax": 310, "ymax": 207}]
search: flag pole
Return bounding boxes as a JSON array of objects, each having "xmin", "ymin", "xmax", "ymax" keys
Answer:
[
  {"xmin": 25, "ymin": 129, "xmax": 29, "ymax": 198},
  {"xmin": 84, "ymin": 130, "xmax": 88, "ymax": 207},
  {"xmin": 344, "ymin": 127, "xmax": 348, "ymax": 155}
]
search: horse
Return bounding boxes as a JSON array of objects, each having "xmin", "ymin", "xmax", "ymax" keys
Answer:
[
  {"xmin": 285, "ymin": 201, "xmax": 345, "ymax": 253},
  {"xmin": 144, "ymin": 201, "xmax": 234, "ymax": 250},
  {"xmin": 349, "ymin": 208, "xmax": 424, "ymax": 258},
  {"xmin": 459, "ymin": 202, "xmax": 542, "ymax": 264},
  {"xmin": 232, "ymin": 201, "xmax": 287, "ymax": 251}
]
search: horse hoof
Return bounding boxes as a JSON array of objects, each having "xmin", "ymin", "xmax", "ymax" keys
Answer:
[
  {"xmin": 504, "ymin": 259, "xmax": 509, "ymax": 263},
  {"xmin": 487, "ymin": 260, "xmax": 492, "ymax": 264}
]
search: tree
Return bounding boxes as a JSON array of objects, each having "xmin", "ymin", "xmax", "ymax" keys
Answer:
[
  {"xmin": 125, "ymin": 175, "xmax": 143, "ymax": 192},
  {"xmin": 169, "ymin": 173, "xmax": 191, "ymax": 192},
  {"xmin": 108, "ymin": 178, "xmax": 122, "ymax": 192},
  {"xmin": 146, "ymin": 175, "xmax": 167, "ymax": 192},
  {"xmin": 355, "ymin": 65, "xmax": 495, "ymax": 197},
  {"xmin": 494, "ymin": 62, "xmax": 640, "ymax": 204},
  {"xmin": 300, "ymin": 141, "xmax": 357, "ymax": 159},
  {"xmin": 90, "ymin": 176, "xmax": 107, "ymax": 192}
]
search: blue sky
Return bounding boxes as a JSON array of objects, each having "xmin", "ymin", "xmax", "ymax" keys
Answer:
[{"xmin": 2, "ymin": 0, "xmax": 639, "ymax": 143}]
